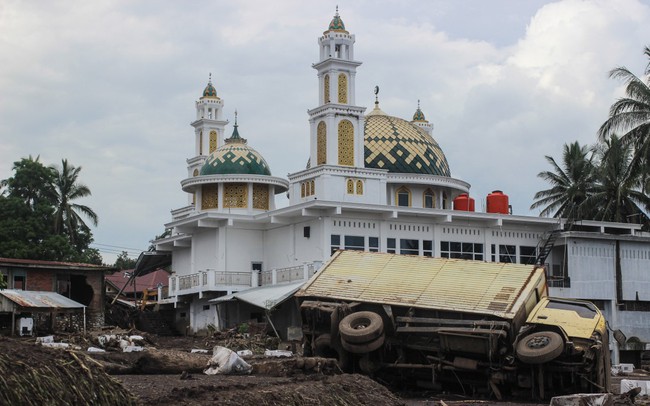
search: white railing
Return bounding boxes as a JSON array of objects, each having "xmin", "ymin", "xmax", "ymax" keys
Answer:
[{"xmin": 260, "ymin": 261, "xmax": 322, "ymax": 286}]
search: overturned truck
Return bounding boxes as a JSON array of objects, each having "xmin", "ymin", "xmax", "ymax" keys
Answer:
[{"xmin": 296, "ymin": 250, "xmax": 611, "ymax": 399}]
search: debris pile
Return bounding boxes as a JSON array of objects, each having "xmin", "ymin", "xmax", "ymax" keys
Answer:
[{"xmin": 0, "ymin": 336, "xmax": 138, "ymax": 406}]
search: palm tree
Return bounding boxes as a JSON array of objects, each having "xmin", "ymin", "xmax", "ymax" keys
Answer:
[
  {"xmin": 598, "ymin": 46, "xmax": 650, "ymax": 174},
  {"xmin": 51, "ymin": 159, "xmax": 98, "ymax": 246},
  {"xmin": 587, "ymin": 135, "xmax": 650, "ymax": 227},
  {"xmin": 530, "ymin": 141, "xmax": 595, "ymax": 219}
]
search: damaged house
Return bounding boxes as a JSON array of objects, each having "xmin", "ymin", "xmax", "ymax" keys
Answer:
[{"xmin": 0, "ymin": 257, "xmax": 113, "ymax": 334}]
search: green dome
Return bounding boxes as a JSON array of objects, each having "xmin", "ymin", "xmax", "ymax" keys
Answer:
[
  {"xmin": 364, "ymin": 106, "xmax": 450, "ymax": 176},
  {"xmin": 202, "ymin": 81, "xmax": 217, "ymax": 98},
  {"xmin": 327, "ymin": 8, "xmax": 348, "ymax": 33},
  {"xmin": 412, "ymin": 107, "xmax": 426, "ymax": 122},
  {"xmin": 200, "ymin": 125, "xmax": 271, "ymax": 176}
]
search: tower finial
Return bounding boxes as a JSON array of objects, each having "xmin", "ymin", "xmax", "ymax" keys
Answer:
[
  {"xmin": 417, "ymin": 99, "xmax": 420, "ymax": 109},
  {"xmin": 374, "ymin": 85, "xmax": 380, "ymax": 106},
  {"xmin": 234, "ymin": 109, "xmax": 238, "ymax": 126},
  {"xmin": 335, "ymin": 5, "xmax": 339, "ymax": 17},
  {"xmin": 209, "ymin": 72, "xmax": 212, "ymax": 84}
]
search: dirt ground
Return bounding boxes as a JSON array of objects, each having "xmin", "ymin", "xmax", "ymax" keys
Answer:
[{"xmin": 2, "ymin": 330, "xmax": 646, "ymax": 406}]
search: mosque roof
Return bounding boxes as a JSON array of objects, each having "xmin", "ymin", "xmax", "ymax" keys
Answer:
[
  {"xmin": 202, "ymin": 76, "xmax": 218, "ymax": 98},
  {"xmin": 412, "ymin": 101, "xmax": 427, "ymax": 122},
  {"xmin": 200, "ymin": 122, "xmax": 272, "ymax": 176},
  {"xmin": 364, "ymin": 104, "xmax": 450, "ymax": 176},
  {"xmin": 326, "ymin": 7, "xmax": 348, "ymax": 33}
]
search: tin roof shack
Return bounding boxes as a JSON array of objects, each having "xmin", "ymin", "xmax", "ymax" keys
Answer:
[
  {"xmin": 0, "ymin": 290, "xmax": 86, "ymax": 335},
  {"xmin": 0, "ymin": 258, "xmax": 114, "ymax": 332},
  {"xmin": 296, "ymin": 250, "xmax": 611, "ymax": 400}
]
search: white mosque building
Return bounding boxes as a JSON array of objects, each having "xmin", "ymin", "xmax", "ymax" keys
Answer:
[{"xmin": 152, "ymin": 10, "xmax": 650, "ymax": 364}]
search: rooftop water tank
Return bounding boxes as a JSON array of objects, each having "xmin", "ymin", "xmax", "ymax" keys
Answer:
[
  {"xmin": 486, "ymin": 190, "xmax": 510, "ymax": 214},
  {"xmin": 453, "ymin": 193, "xmax": 475, "ymax": 212}
]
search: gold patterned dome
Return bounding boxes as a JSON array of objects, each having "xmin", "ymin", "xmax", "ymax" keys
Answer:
[
  {"xmin": 364, "ymin": 105, "xmax": 450, "ymax": 176},
  {"xmin": 202, "ymin": 74, "xmax": 218, "ymax": 99},
  {"xmin": 412, "ymin": 100, "xmax": 427, "ymax": 122}
]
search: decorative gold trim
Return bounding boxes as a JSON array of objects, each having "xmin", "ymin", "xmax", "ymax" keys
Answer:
[
  {"xmin": 310, "ymin": 180, "xmax": 315, "ymax": 195},
  {"xmin": 253, "ymin": 184, "xmax": 269, "ymax": 210},
  {"xmin": 209, "ymin": 130, "xmax": 217, "ymax": 153},
  {"xmin": 338, "ymin": 73, "xmax": 347, "ymax": 104},
  {"xmin": 356, "ymin": 180, "xmax": 363, "ymax": 195},
  {"xmin": 338, "ymin": 120, "xmax": 354, "ymax": 166},
  {"xmin": 201, "ymin": 184, "xmax": 218, "ymax": 209},
  {"xmin": 317, "ymin": 121, "xmax": 327, "ymax": 165},
  {"xmin": 224, "ymin": 183, "xmax": 248, "ymax": 208},
  {"xmin": 301, "ymin": 183, "xmax": 306, "ymax": 198},
  {"xmin": 346, "ymin": 179, "xmax": 354, "ymax": 194},
  {"xmin": 324, "ymin": 74, "xmax": 330, "ymax": 104},
  {"xmin": 193, "ymin": 169, "xmax": 199, "ymax": 177}
]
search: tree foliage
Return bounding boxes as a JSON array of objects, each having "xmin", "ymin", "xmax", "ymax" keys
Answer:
[
  {"xmin": 0, "ymin": 157, "xmax": 101, "ymax": 263},
  {"xmin": 114, "ymin": 251, "xmax": 137, "ymax": 270}
]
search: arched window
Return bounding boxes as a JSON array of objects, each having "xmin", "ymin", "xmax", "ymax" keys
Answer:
[
  {"xmin": 338, "ymin": 120, "xmax": 354, "ymax": 166},
  {"xmin": 199, "ymin": 131, "xmax": 203, "ymax": 155},
  {"xmin": 324, "ymin": 74, "xmax": 331, "ymax": 104},
  {"xmin": 209, "ymin": 130, "xmax": 218, "ymax": 153},
  {"xmin": 193, "ymin": 169, "xmax": 199, "ymax": 177},
  {"xmin": 423, "ymin": 188, "xmax": 435, "ymax": 208},
  {"xmin": 356, "ymin": 180, "xmax": 363, "ymax": 195},
  {"xmin": 442, "ymin": 192, "xmax": 449, "ymax": 209},
  {"xmin": 346, "ymin": 179, "xmax": 354, "ymax": 194},
  {"xmin": 301, "ymin": 183, "xmax": 305, "ymax": 197},
  {"xmin": 310, "ymin": 180, "xmax": 315, "ymax": 195},
  {"xmin": 306, "ymin": 180, "xmax": 311, "ymax": 196},
  {"xmin": 396, "ymin": 186, "xmax": 411, "ymax": 207},
  {"xmin": 338, "ymin": 73, "xmax": 348, "ymax": 104},
  {"xmin": 317, "ymin": 121, "xmax": 327, "ymax": 165}
]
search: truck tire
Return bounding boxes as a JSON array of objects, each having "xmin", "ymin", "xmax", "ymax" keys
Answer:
[
  {"xmin": 339, "ymin": 311, "xmax": 384, "ymax": 344},
  {"xmin": 341, "ymin": 334, "xmax": 385, "ymax": 354},
  {"xmin": 516, "ymin": 331, "xmax": 564, "ymax": 364}
]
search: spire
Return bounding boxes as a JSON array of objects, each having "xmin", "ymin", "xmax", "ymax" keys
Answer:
[
  {"xmin": 412, "ymin": 99, "xmax": 427, "ymax": 122},
  {"xmin": 226, "ymin": 110, "xmax": 246, "ymax": 144},
  {"xmin": 202, "ymin": 73, "xmax": 218, "ymax": 98},
  {"xmin": 367, "ymin": 85, "xmax": 386, "ymax": 116},
  {"xmin": 327, "ymin": 6, "xmax": 347, "ymax": 33}
]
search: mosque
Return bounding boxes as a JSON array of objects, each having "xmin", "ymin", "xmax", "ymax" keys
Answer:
[{"xmin": 152, "ymin": 10, "xmax": 650, "ymax": 364}]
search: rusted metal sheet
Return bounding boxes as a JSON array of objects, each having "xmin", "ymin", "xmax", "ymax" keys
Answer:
[
  {"xmin": 297, "ymin": 250, "xmax": 545, "ymax": 319},
  {"xmin": 0, "ymin": 289, "xmax": 85, "ymax": 311}
]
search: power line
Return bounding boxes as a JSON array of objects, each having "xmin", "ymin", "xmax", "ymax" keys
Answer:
[{"xmin": 92, "ymin": 242, "xmax": 146, "ymax": 251}]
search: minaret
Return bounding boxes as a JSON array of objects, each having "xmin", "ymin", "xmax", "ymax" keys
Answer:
[
  {"xmin": 187, "ymin": 74, "xmax": 228, "ymax": 205},
  {"xmin": 411, "ymin": 100, "xmax": 434, "ymax": 136},
  {"xmin": 308, "ymin": 7, "xmax": 366, "ymax": 168}
]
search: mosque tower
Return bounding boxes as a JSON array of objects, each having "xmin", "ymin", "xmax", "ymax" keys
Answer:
[
  {"xmin": 411, "ymin": 100, "xmax": 434, "ymax": 136},
  {"xmin": 187, "ymin": 75, "xmax": 228, "ymax": 204},
  {"xmin": 308, "ymin": 7, "xmax": 366, "ymax": 169}
]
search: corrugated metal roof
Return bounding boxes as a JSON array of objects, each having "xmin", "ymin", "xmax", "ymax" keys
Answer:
[
  {"xmin": 0, "ymin": 290, "xmax": 85, "ymax": 309},
  {"xmin": 297, "ymin": 251, "xmax": 544, "ymax": 319},
  {"xmin": 211, "ymin": 281, "xmax": 305, "ymax": 310}
]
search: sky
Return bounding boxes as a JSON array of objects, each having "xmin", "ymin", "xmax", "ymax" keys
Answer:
[{"xmin": 1, "ymin": 0, "xmax": 650, "ymax": 264}]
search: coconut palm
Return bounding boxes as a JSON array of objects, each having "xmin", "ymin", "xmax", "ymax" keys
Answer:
[
  {"xmin": 598, "ymin": 46, "xmax": 650, "ymax": 174},
  {"xmin": 530, "ymin": 141, "xmax": 595, "ymax": 219},
  {"xmin": 587, "ymin": 135, "xmax": 650, "ymax": 227},
  {"xmin": 51, "ymin": 159, "xmax": 98, "ymax": 246}
]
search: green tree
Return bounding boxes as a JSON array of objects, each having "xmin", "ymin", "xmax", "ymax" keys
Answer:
[
  {"xmin": 51, "ymin": 159, "xmax": 99, "ymax": 248},
  {"xmin": 530, "ymin": 141, "xmax": 596, "ymax": 219},
  {"xmin": 0, "ymin": 157, "xmax": 102, "ymax": 263},
  {"xmin": 114, "ymin": 251, "xmax": 137, "ymax": 270},
  {"xmin": 588, "ymin": 134, "xmax": 650, "ymax": 227},
  {"xmin": 598, "ymin": 46, "xmax": 650, "ymax": 175}
]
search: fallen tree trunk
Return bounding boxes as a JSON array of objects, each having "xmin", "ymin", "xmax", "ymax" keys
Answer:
[{"xmin": 85, "ymin": 348, "xmax": 210, "ymax": 374}]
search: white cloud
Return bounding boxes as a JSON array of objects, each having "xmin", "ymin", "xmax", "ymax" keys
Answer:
[{"xmin": 1, "ymin": 0, "xmax": 649, "ymax": 262}]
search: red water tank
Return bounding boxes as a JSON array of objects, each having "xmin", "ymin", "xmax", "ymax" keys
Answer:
[
  {"xmin": 453, "ymin": 193, "xmax": 475, "ymax": 212},
  {"xmin": 486, "ymin": 190, "xmax": 509, "ymax": 214}
]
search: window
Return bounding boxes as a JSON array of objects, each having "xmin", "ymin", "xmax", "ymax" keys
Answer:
[
  {"xmin": 387, "ymin": 238, "xmax": 396, "ymax": 254},
  {"xmin": 396, "ymin": 187, "xmax": 410, "ymax": 207},
  {"xmin": 423, "ymin": 240, "xmax": 433, "ymax": 257},
  {"xmin": 301, "ymin": 183, "xmax": 306, "ymax": 197},
  {"xmin": 331, "ymin": 234, "xmax": 341, "ymax": 255},
  {"xmin": 356, "ymin": 180, "xmax": 363, "ymax": 195},
  {"xmin": 423, "ymin": 189, "xmax": 435, "ymax": 208},
  {"xmin": 440, "ymin": 241, "xmax": 483, "ymax": 260},
  {"xmin": 344, "ymin": 236, "xmax": 364, "ymax": 251},
  {"xmin": 442, "ymin": 192, "xmax": 449, "ymax": 209},
  {"xmin": 57, "ymin": 274, "xmax": 70, "ymax": 297},
  {"xmin": 369, "ymin": 237, "xmax": 379, "ymax": 252},
  {"xmin": 519, "ymin": 246, "xmax": 537, "ymax": 265},
  {"xmin": 346, "ymin": 179, "xmax": 354, "ymax": 194},
  {"xmin": 499, "ymin": 245, "xmax": 516, "ymax": 263},
  {"xmin": 203, "ymin": 305, "xmax": 210, "ymax": 311},
  {"xmin": 317, "ymin": 121, "xmax": 327, "ymax": 164},
  {"xmin": 13, "ymin": 272, "xmax": 25, "ymax": 290},
  {"xmin": 400, "ymin": 239, "xmax": 419, "ymax": 255}
]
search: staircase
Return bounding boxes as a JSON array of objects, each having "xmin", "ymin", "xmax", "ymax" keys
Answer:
[{"xmin": 534, "ymin": 218, "xmax": 574, "ymax": 267}]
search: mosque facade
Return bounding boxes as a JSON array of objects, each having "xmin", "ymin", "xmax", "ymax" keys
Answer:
[{"xmin": 153, "ymin": 10, "xmax": 650, "ymax": 364}]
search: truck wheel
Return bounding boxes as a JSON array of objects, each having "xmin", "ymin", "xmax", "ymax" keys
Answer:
[
  {"xmin": 341, "ymin": 334, "xmax": 385, "ymax": 354},
  {"xmin": 314, "ymin": 333, "xmax": 338, "ymax": 358},
  {"xmin": 339, "ymin": 311, "xmax": 384, "ymax": 344},
  {"xmin": 516, "ymin": 331, "xmax": 564, "ymax": 364}
]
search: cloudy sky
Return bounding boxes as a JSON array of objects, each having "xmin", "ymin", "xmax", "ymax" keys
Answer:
[{"xmin": 2, "ymin": 0, "xmax": 650, "ymax": 263}]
